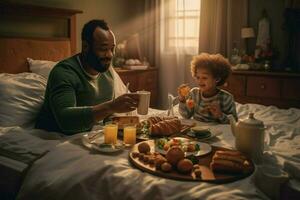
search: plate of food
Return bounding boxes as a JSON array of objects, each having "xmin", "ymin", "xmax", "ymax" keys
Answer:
[
  {"xmin": 186, "ymin": 126, "xmax": 222, "ymax": 141},
  {"xmin": 129, "ymin": 141, "xmax": 254, "ymax": 183},
  {"xmin": 155, "ymin": 137, "xmax": 212, "ymax": 157},
  {"xmin": 82, "ymin": 132, "xmax": 124, "ymax": 153}
]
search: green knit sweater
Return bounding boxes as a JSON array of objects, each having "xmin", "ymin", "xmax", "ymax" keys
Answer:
[{"xmin": 35, "ymin": 54, "xmax": 114, "ymax": 135}]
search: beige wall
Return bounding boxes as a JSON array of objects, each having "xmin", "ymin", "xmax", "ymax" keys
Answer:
[{"xmin": 4, "ymin": 0, "xmax": 145, "ymax": 53}]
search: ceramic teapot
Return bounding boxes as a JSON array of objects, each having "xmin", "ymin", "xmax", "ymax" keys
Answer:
[{"xmin": 228, "ymin": 113, "xmax": 266, "ymax": 163}]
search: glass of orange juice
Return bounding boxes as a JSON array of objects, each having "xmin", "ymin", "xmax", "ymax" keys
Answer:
[
  {"xmin": 104, "ymin": 124, "xmax": 118, "ymax": 144},
  {"xmin": 123, "ymin": 125, "xmax": 136, "ymax": 147}
]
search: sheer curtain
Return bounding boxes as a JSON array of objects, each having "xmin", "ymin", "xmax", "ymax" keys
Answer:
[
  {"xmin": 143, "ymin": 0, "xmax": 161, "ymax": 68},
  {"xmin": 159, "ymin": 0, "xmax": 201, "ymax": 108},
  {"xmin": 198, "ymin": 0, "xmax": 248, "ymax": 56}
]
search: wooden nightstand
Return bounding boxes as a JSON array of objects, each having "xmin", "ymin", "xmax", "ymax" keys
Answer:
[
  {"xmin": 221, "ymin": 70, "xmax": 300, "ymax": 109},
  {"xmin": 115, "ymin": 67, "xmax": 159, "ymax": 107}
]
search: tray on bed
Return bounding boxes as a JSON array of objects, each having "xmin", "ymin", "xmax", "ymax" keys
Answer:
[{"xmin": 129, "ymin": 140, "xmax": 255, "ymax": 183}]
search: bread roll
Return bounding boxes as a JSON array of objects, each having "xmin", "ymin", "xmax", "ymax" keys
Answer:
[
  {"xmin": 150, "ymin": 118, "xmax": 181, "ymax": 136},
  {"xmin": 166, "ymin": 147, "xmax": 184, "ymax": 166},
  {"xmin": 161, "ymin": 162, "xmax": 172, "ymax": 172},
  {"xmin": 138, "ymin": 142, "xmax": 151, "ymax": 154},
  {"xmin": 213, "ymin": 153, "xmax": 246, "ymax": 164},
  {"xmin": 177, "ymin": 159, "xmax": 193, "ymax": 174},
  {"xmin": 210, "ymin": 150, "xmax": 251, "ymax": 173},
  {"xmin": 210, "ymin": 161, "xmax": 250, "ymax": 174}
]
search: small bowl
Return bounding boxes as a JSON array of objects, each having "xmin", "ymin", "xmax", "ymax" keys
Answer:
[
  {"xmin": 191, "ymin": 126, "xmax": 210, "ymax": 133},
  {"xmin": 190, "ymin": 126, "xmax": 211, "ymax": 139}
]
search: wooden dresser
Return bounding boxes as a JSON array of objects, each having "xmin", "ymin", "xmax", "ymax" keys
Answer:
[
  {"xmin": 222, "ymin": 70, "xmax": 300, "ymax": 109},
  {"xmin": 115, "ymin": 67, "xmax": 159, "ymax": 107}
]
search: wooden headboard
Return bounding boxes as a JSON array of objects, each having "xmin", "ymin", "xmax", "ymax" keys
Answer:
[{"xmin": 0, "ymin": 2, "xmax": 82, "ymax": 73}]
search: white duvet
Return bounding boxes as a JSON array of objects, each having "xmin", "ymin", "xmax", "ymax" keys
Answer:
[{"xmin": 1, "ymin": 103, "xmax": 300, "ymax": 200}]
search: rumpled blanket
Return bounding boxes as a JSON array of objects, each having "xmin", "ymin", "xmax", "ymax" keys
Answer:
[{"xmin": 1, "ymin": 103, "xmax": 299, "ymax": 200}]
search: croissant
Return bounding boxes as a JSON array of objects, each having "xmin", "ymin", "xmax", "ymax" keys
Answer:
[{"xmin": 150, "ymin": 118, "xmax": 181, "ymax": 136}]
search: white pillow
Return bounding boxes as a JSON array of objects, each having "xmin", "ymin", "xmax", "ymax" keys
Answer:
[
  {"xmin": 0, "ymin": 73, "xmax": 47, "ymax": 127},
  {"xmin": 27, "ymin": 58, "xmax": 57, "ymax": 79}
]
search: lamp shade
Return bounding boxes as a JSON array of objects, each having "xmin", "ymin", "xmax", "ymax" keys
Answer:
[
  {"xmin": 125, "ymin": 33, "xmax": 142, "ymax": 60},
  {"xmin": 241, "ymin": 27, "xmax": 255, "ymax": 38}
]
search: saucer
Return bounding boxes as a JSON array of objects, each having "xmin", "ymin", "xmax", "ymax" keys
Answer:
[
  {"xmin": 82, "ymin": 132, "xmax": 124, "ymax": 153},
  {"xmin": 92, "ymin": 143, "xmax": 124, "ymax": 153},
  {"xmin": 187, "ymin": 126, "xmax": 222, "ymax": 141},
  {"xmin": 190, "ymin": 126, "xmax": 211, "ymax": 139}
]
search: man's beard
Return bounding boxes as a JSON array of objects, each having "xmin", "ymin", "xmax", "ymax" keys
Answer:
[{"xmin": 86, "ymin": 51, "xmax": 111, "ymax": 73}]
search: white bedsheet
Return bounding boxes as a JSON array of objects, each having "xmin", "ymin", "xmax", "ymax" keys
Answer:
[
  {"xmin": 1, "ymin": 103, "xmax": 299, "ymax": 200},
  {"xmin": 0, "ymin": 126, "xmax": 61, "ymax": 167}
]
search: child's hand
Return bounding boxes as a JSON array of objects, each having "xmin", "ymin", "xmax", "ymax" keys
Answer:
[
  {"xmin": 177, "ymin": 84, "xmax": 190, "ymax": 102},
  {"xmin": 186, "ymin": 99, "xmax": 195, "ymax": 109},
  {"xmin": 208, "ymin": 102, "xmax": 222, "ymax": 119}
]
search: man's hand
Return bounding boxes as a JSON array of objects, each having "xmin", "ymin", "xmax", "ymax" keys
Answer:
[
  {"xmin": 111, "ymin": 93, "xmax": 140, "ymax": 113},
  {"xmin": 92, "ymin": 93, "xmax": 140, "ymax": 122}
]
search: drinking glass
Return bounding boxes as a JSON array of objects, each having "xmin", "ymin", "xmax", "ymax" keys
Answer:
[
  {"xmin": 104, "ymin": 124, "xmax": 118, "ymax": 144},
  {"xmin": 123, "ymin": 125, "xmax": 136, "ymax": 147}
]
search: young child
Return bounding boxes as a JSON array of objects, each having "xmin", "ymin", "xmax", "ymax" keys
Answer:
[{"xmin": 178, "ymin": 53, "xmax": 237, "ymax": 123}]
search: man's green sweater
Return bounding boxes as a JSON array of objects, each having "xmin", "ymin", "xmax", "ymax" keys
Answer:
[{"xmin": 35, "ymin": 54, "xmax": 114, "ymax": 135}]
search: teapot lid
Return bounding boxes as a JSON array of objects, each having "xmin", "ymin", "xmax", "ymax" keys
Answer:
[{"xmin": 240, "ymin": 113, "xmax": 264, "ymax": 128}]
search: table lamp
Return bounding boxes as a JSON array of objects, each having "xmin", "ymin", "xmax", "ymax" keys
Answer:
[
  {"xmin": 241, "ymin": 27, "xmax": 255, "ymax": 55},
  {"xmin": 241, "ymin": 27, "xmax": 255, "ymax": 39}
]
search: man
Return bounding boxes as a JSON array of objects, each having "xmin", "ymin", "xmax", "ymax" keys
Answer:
[{"xmin": 35, "ymin": 20, "xmax": 139, "ymax": 135}]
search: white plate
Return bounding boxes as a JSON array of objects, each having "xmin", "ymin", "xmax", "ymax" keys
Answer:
[
  {"xmin": 155, "ymin": 137, "xmax": 212, "ymax": 157},
  {"xmin": 187, "ymin": 126, "xmax": 222, "ymax": 141},
  {"xmin": 136, "ymin": 133, "xmax": 150, "ymax": 140},
  {"xmin": 82, "ymin": 131, "xmax": 124, "ymax": 153},
  {"xmin": 92, "ymin": 143, "xmax": 124, "ymax": 153}
]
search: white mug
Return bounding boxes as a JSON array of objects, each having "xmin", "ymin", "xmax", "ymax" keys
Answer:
[
  {"xmin": 137, "ymin": 91, "xmax": 151, "ymax": 115},
  {"xmin": 253, "ymin": 165, "xmax": 289, "ymax": 200}
]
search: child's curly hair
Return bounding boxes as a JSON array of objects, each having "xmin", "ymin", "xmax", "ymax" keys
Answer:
[{"xmin": 191, "ymin": 53, "xmax": 232, "ymax": 86}]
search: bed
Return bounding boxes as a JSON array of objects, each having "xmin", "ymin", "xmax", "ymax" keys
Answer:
[{"xmin": 1, "ymin": 3, "xmax": 300, "ymax": 200}]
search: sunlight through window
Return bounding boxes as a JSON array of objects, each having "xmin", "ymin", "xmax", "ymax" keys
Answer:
[{"xmin": 163, "ymin": 0, "xmax": 201, "ymax": 53}]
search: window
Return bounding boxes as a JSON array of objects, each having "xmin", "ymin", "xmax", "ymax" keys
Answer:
[{"xmin": 163, "ymin": 0, "xmax": 201, "ymax": 53}]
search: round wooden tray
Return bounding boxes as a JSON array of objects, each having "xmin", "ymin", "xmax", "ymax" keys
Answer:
[{"xmin": 128, "ymin": 140, "xmax": 255, "ymax": 183}]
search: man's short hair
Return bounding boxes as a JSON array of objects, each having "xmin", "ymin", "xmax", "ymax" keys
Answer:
[{"xmin": 81, "ymin": 19, "xmax": 110, "ymax": 45}]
